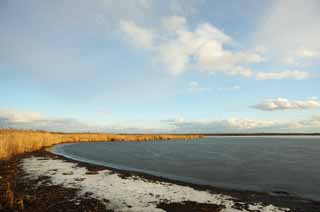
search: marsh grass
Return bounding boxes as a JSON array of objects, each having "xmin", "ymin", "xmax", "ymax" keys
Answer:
[
  {"xmin": 0, "ymin": 129, "xmax": 201, "ymax": 160},
  {"xmin": 5, "ymin": 182, "xmax": 14, "ymax": 209}
]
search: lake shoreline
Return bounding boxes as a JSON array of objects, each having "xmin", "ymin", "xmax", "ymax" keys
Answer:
[
  {"xmin": 51, "ymin": 137, "xmax": 320, "ymax": 202},
  {"xmin": 1, "ymin": 149, "xmax": 320, "ymax": 211}
]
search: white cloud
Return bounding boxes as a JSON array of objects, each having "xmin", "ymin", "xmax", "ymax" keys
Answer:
[
  {"xmin": 119, "ymin": 20, "xmax": 154, "ymax": 49},
  {"xmin": 162, "ymin": 15, "xmax": 187, "ymax": 32},
  {"xmin": 0, "ymin": 109, "xmax": 170, "ymax": 133},
  {"xmin": 188, "ymin": 81, "xmax": 210, "ymax": 93},
  {"xmin": 217, "ymin": 85, "xmax": 240, "ymax": 91},
  {"xmin": 296, "ymin": 47, "xmax": 320, "ymax": 59},
  {"xmin": 164, "ymin": 116, "xmax": 320, "ymax": 133},
  {"xmin": 284, "ymin": 48, "xmax": 320, "ymax": 66},
  {"xmin": 0, "ymin": 109, "xmax": 91, "ymax": 132},
  {"xmin": 227, "ymin": 67, "xmax": 253, "ymax": 77},
  {"xmin": 120, "ymin": 16, "xmax": 315, "ymax": 81},
  {"xmin": 255, "ymin": 70, "xmax": 310, "ymax": 80},
  {"xmin": 165, "ymin": 117, "xmax": 280, "ymax": 133},
  {"xmin": 294, "ymin": 115, "xmax": 320, "ymax": 131},
  {"xmin": 120, "ymin": 16, "xmax": 265, "ymax": 77},
  {"xmin": 157, "ymin": 41, "xmax": 189, "ymax": 75},
  {"xmin": 0, "ymin": 110, "xmax": 44, "ymax": 123},
  {"xmin": 164, "ymin": 116, "xmax": 185, "ymax": 124},
  {"xmin": 253, "ymin": 97, "xmax": 320, "ymax": 111},
  {"xmin": 227, "ymin": 118, "xmax": 276, "ymax": 130}
]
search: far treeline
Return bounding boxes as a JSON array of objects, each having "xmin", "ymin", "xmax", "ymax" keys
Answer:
[{"xmin": 199, "ymin": 133, "xmax": 320, "ymax": 136}]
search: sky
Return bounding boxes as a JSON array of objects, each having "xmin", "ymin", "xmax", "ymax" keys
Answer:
[{"xmin": 1, "ymin": 0, "xmax": 320, "ymax": 133}]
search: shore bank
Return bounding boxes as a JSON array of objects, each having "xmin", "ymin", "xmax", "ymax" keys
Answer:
[{"xmin": 1, "ymin": 150, "xmax": 319, "ymax": 211}]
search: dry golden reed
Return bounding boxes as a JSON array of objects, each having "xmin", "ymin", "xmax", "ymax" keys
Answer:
[
  {"xmin": 0, "ymin": 129, "xmax": 201, "ymax": 160},
  {"xmin": 5, "ymin": 183, "xmax": 14, "ymax": 209}
]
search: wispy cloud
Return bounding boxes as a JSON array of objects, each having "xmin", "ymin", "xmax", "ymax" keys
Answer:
[
  {"xmin": 119, "ymin": 20, "xmax": 154, "ymax": 49},
  {"xmin": 296, "ymin": 47, "xmax": 320, "ymax": 59},
  {"xmin": 252, "ymin": 97, "xmax": 320, "ymax": 111},
  {"xmin": 188, "ymin": 81, "xmax": 210, "ymax": 93},
  {"xmin": 0, "ymin": 110, "xmax": 44, "ymax": 123},
  {"xmin": 255, "ymin": 70, "xmax": 310, "ymax": 80},
  {"xmin": 0, "ymin": 109, "xmax": 91, "ymax": 132},
  {"xmin": 217, "ymin": 85, "xmax": 240, "ymax": 91}
]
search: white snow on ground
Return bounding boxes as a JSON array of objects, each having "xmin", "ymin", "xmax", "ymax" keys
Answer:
[{"xmin": 21, "ymin": 157, "xmax": 289, "ymax": 212}]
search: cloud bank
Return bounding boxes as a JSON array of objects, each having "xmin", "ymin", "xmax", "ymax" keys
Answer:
[
  {"xmin": 255, "ymin": 70, "xmax": 310, "ymax": 80},
  {"xmin": 164, "ymin": 116, "xmax": 320, "ymax": 133},
  {"xmin": 253, "ymin": 98, "xmax": 320, "ymax": 111},
  {"xmin": 1, "ymin": 109, "xmax": 319, "ymax": 133},
  {"xmin": 0, "ymin": 110, "xmax": 91, "ymax": 132}
]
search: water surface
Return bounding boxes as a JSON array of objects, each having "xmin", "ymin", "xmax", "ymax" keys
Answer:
[{"xmin": 52, "ymin": 136, "xmax": 320, "ymax": 201}]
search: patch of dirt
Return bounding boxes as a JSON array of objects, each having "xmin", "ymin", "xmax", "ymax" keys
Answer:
[
  {"xmin": 0, "ymin": 153, "xmax": 108, "ymax": 212},
  {"xmin": 157, "ymin": 201, "xmax": 225, "ymax": 212}
]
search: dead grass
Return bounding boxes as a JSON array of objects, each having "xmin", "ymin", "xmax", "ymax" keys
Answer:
[
  {"xmin": 0, "ymin": 129, "xmax": 202, "ymax": 160},
  {"xmin": 5, "ymin": 182, "xmax": 14, "ymax": 209}
]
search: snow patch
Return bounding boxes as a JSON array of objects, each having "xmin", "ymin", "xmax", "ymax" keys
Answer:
[{"xmin": 21, "ymin": 157, "xmax": 289, "ymax": 212}]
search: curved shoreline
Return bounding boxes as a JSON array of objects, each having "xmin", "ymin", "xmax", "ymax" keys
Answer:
[
  {"xmin": 50, "ymin": 143, "xmax": 223, "ymax": 189},
  {"xmin": 1, "ymin": 149, "xmax": 320, "ymax": 211},
  {"xmin": 50, "ymin": 139, "xmax": 320, "ymax": 202},
  {"xmin": 48, "ymin": 147, "xmax": 320, "ymax": 203}
]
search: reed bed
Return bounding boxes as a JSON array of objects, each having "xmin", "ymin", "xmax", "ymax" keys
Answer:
[{"xmin": 0, "ymin": 129, "xmax": 201, "ymax": 160}]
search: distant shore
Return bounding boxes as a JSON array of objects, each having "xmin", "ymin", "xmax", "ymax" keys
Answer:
[{"xmin": 200, "ymin": 133, "xmax": 320, "ymax": 136}]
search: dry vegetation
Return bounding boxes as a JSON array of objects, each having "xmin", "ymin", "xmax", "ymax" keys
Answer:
[{"xmin": 0, "ymin": 129, "xmax": 202, "ymax": 160}]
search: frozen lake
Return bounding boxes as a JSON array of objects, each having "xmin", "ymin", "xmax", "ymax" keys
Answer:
[{"xmin": 52, "ymin": 136, "xmax": 320, "ymax": 201}]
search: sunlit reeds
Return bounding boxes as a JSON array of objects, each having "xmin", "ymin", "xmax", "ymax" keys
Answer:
[{"xmin": 0, "ymin": 129, "xmax": 201, "ymax": 160}]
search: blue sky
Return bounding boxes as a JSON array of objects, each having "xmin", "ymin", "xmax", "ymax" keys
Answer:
[{"xmin": 1, "ymin": 0, "xmax": 320, "ymax": 133}]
